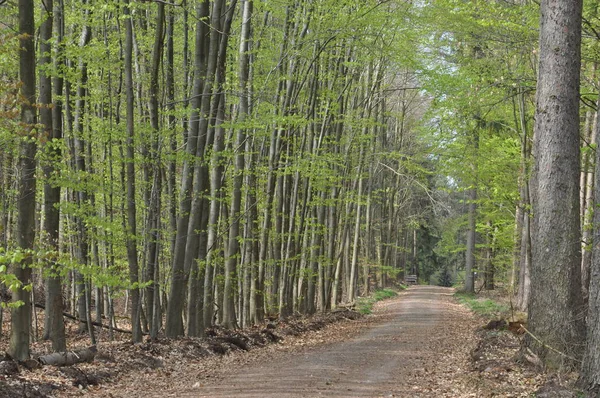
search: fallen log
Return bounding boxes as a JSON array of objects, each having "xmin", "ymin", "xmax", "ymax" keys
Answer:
[
  {"xmin": 38, "ymin": 346, "xmax": 97, "ymax": 367},
  {"xmin": 33, "ymin": 303, "xmax": 142, "ymax": 335}
]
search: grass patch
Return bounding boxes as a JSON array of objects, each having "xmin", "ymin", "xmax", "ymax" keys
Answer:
[
  {"xmin": 454, "ymin": 291, "xmax": 508, "ymax": 317},
  {"xmin": 357, "ymin": 288, "xmax": 401, "ymax": 314}
]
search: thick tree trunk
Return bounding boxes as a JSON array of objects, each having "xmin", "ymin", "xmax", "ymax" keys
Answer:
[{"xmin": 527, "ymin": 0, "xmax": 585, "ymax": 369}]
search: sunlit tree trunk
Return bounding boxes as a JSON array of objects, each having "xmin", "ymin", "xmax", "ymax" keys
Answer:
[
  {"xmin": 123, "ymin": 0, "xmax": 142, "ymax": 343},
  {"xmin": 223, "ymin": 0, "xmax": 252, "ymax": 329}
]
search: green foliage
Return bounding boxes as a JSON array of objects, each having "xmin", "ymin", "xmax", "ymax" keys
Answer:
[
  {"xmin": 454, "ymin": 292, "xmax": 508, "ymax": 317},
  {"xmin": 0, "ymin": 249, "xmax": 30, "ymax": 308},
  {"xmin": 437, "ymin": 266, "xmax": 453, "ymax": 287},
  {"xmin": 357, "ymin": 288, "xmax": 401, "ymax": 315},
  {"xmin": 411, "ymin": 0, "xmax": 539, "ymax": 288}
]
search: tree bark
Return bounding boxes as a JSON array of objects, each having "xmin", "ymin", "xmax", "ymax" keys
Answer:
[
  {"xmin": 464, "ymin": 130, "xmax": 478, "ymax": 293},
  {"xmin": 10, "ymin": 0, "xmax": 37, "ymax": 361},
  {"xmin": 40, "ymin": 0, "xmax": 66, "ymax": 353},
  {"xmin": 223, "ymin": 0, "xmax": 252, "ymax": 329},
  {"xmin": 527, "ymin": 0, "xmax": 585, "ymax": 369},
  {"xmin": 144, "ymin": 2, "xmax": 165, "ymax": 339},
  {"xmin": 165, "ymin": 0, "xmax": 211, "ymax": 337},
  {"xmin": 123, "ymin": 0, "xmax": 142, "ymax": 343},
  {"xmin": 580, "ymin": 110, "xmax": 600, "ymax": 392},
  {"xmin": 38, "ymin": 346, "xmax": 97, "ymax": 367}
]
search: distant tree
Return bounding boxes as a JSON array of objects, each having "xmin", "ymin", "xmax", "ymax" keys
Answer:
[
  {"xmin": 579, "ymin": 98, "xmax": 600, "ymax": 393},
  {"xmin": 438, "ymin": 266, "xmax": 453, "ymax": 287}
]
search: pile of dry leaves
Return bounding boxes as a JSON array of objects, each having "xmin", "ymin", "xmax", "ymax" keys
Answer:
[{"xmin": 0, "ymin": 308, "xmax": 362, "ymax": 397}]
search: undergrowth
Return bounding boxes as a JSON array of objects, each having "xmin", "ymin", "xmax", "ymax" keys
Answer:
[
  {"xmin": 357, "ymin": 287, "xmax": 403, "ymax": 314},
  {"xmin": 454, "ymin": 292, "xmax": 508, "ymax": 317}
]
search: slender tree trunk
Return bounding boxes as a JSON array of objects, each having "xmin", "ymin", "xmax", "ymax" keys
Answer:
[
  {"xmin": 484, "ymin": 222, "xmax": 496, "ymax": 290},
  {"xmin": 582, "ymin": 94, "xmax": 599, "ymax": 299},
  {"xmin": 223, "ymin": 0, "xmax": 252, "ymax": 329},
  {"xmin": 10, "ymin": 0, "xmax": 37, "ymax": 361},
  {"xmin": 40, "ymin": 0, "xmax": 66, "ymax": 352},
  {"xmin": 201, "ymin": 0, "xmax": 236, "ymax": 332},
  {"xmin": 144, "ymin": 2, "xmax": 165, "ymax": 338},
  {"xmin": 517, "ymin": 189, "xmax": 532, "ymax": 311},
  {"xmin": 348, "ymin": 168, "xmax": 364, "ymax": 303},
  {"xmin": 579, "ymin": 101, "xmax": 600, "ymax": 395},
  {"xmin": 71, "ymin": 3, "xmax": 92, "ymax": 335},
  {"xmin": 464, "ymin": 129, "xmax": 478, "ymax": 293},
  {"xmin": 165, "ymin": 0, "xmax": 210, "ymax": 337},
  {"xmin": 123, "ymin": 0, "xmax": 142, "ymax": 343}
]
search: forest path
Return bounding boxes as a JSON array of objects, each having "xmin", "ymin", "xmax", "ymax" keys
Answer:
[{"xmin": 176, "ymin": 286, "xmax": 477, "ymax": 397}]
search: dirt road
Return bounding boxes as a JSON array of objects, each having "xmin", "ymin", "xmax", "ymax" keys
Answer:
[{"xmin": 182, "ymin": 286, "xmax": 476, "ymax": 397}]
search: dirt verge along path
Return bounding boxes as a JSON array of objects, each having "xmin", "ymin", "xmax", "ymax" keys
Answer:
[{"xmin": 186, "ymin": 286, "xmax": 476, "ymax": 397}]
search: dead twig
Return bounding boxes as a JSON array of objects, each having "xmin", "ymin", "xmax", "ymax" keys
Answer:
[{"xmin": 520, "ymin": 326, "xmax": 581, "ymax": 364}]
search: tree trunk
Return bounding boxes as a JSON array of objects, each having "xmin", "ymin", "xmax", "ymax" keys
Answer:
[
  {"xmin": 123, "ymin": 0, "xmax": 142, "ymax": 343},
  {"xmin": 464, "ymin": 130, "xmax": 478, "ymax": 293},
  {"xmin": 38, "ymin": 346, "xmax": 97, "ymax": 367},
  {"xmin": 40, "ymin": 0, "xmax": 66, "ymax": 353},
  {"xmin": 10, "ymin": 0, "xmax": 37, "ymax": 361},
  {"xmin": 144, "ymin": 2, "xmax": 165, "ymax": 338},
  {"xmin": 580, "ymin": 112, "xmax": 600, "ymax": 392},
  {"xmin": 223, "ymin": 0, "xmax": 252, "ymax": 329},
  {"xmin": 581, "ymin": 90, "xmax": 599, "ymax": 300},
  {"xmin": 579, "ymin": 77, "xmax": 600, "ymax": 397},
  {"xmin": 517, "ymin": 199, "xmax": 532, "ymax": 311},
  {"xmin": 165, "ymin": 0, "xmax": 211, "ymax": 337},
  {"xmin": 484, "ymin": 222, "xmax": 496, "ymax": 290},
  {"xmin": 527, "ymin": 0, "xmax": 584, "ymax": 369}
]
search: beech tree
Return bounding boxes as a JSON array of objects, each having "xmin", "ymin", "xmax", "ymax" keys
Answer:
[
  {"xmin": 9, "ymin": 0, "xmax": 37, "ymax": 361},
  {"xmin": 40, "ymin": 0, "xmax": 66, "ymax": 352},
  {"xmin": 0, "ymin": 0, "xmax": 556, "ymax": 358}
]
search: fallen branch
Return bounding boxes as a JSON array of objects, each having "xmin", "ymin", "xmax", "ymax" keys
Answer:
[
  {"xmin": 521, "ymin": 326, "xmax": 582, "ymax": 364},
  {"xmin": 33, "ymin": 303, "xmax": 142, "ymax": 335},
  {"xmin": 38, "ymin": 346, "xmax": 97, "ymax": 367}
]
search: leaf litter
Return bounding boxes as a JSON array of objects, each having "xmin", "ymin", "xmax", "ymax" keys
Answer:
[{"xmin": 0, "ymin": 287, "xmax": 583, "ymax": 397}]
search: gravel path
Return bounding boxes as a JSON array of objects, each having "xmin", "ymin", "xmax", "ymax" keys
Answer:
[{"xmin": 182, "ymin": 286, "xmax": 477, "ymax": 398}]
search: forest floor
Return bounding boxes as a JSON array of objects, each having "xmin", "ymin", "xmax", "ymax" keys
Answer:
[{"xmin": 0, "ymin": 286, "xmax": 583, "ymax": 397}]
